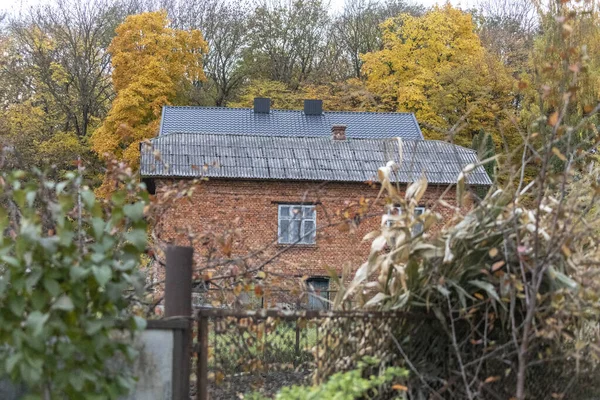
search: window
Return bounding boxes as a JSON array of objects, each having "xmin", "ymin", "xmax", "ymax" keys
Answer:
[
  {"xmin": 306, "ymin": 277, "xmax": 329, "ymax": 310},
  {"xmin": 278, "ymin": 204, "xmax": 316, "ymax": 244},
  {"xmin": 191, "ymin": 280, "xmax": 210, "ymax": 308},
  {"xmin": 238, "ymin": 285, "xmax": 263, "ymax": 309},
  {"xmin": 386, "ymin": 206, "xmax": 425, "ymax": 235}
]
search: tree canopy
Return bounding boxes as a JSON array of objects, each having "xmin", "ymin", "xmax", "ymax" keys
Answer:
[
  {"xmin": 362, "ymin": 5, "xmax": 516, "ymax": 146},
  {"xmin": 90, "ymin": 11, "xmax": 207, "ymax": 169}
]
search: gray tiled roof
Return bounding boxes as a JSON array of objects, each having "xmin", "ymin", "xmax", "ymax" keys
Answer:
[
  {"xmin": 159, "ymin": 106, "xmax": 424, "ymax": 140},
  {"xmin": 140, "ymin": 133, "xmax": 492, "ymax": 185}
]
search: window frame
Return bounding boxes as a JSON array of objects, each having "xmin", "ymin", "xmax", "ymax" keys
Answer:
[
  {"xmin": 277, "ymin": 204, "xmax": 317, "ymax": 245},
  {"xmin": 306, "ymin": 277, "xmax": 329, "ymax": 310},
  {"xmin": 386, "ymin": 206, "xmax": 426, "ymax": 235}
]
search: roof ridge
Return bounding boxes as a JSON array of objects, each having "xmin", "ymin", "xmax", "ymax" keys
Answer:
[
  {"xmin": 163, "ymin": 105, "xmax": 416, "ymax": 115},
  {"xmin": 422, "ymin": 139, "xmax": 477, "ymax": 153},
  {"xmin": 155, "ymin": 132, "xmax": 424, "ymax": 142}
]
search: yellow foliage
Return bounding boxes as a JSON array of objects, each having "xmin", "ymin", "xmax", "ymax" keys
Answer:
[
  {"xmin": 362, "ymin": 5, "xmax": 517, "ymax": 147},
  {"xmin": 232, "ymin": 78, "xmax": 385, "ymax": 112},
  {"xmin": 302, "ymin": 79, "xmax": 384, "ymax": 112},
  {"xmin": 1, "ymin": 101, "xmax": 87, "ymax": 173},
  {"xmin": 91, "ymin": 11, "xmax": 208, "ymax": 167},
  {"xmin": 230, "ymin": 79, "xmax": 303, "ymax": 110}
]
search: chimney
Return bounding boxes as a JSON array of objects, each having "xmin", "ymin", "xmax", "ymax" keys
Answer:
[
  {"xmin": 304, "ymin": 99, "xmax": 323, "ymax": 115},
  {"xmin": 253, "ymin": 97, "xmax": 271, "ymax": 114},
  {"xmin": 331, "ymin": 125, "xmax": 347, "ymax": 141}
]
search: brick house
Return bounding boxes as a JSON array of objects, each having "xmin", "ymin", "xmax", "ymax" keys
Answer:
[{"xmin": 141, "ymin": 99, "xmax": 491, "ymax": 308}]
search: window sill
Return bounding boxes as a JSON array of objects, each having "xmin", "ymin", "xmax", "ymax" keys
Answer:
[{"xmin": 276, "ymin": 243, "xmax": 318, "ymax": 249}]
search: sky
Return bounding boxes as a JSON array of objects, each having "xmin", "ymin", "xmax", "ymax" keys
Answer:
[
  {"xmin": 328, "ymin": 0, "xmax": 474, "ymax": 12},
  {"xmin": 1, "ymin": 0, "xmax": 475, "ymax": 17}
]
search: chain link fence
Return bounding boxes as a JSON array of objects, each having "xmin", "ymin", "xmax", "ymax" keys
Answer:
[{"xmin": 194, "ymin": 308, "xmax": 419, "ymax": 400}]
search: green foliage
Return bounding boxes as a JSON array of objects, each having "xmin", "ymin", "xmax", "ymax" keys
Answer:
[
  {"xmin": 0, "ymin": 166, "xmax": 149, "ymax": 398},
  {"xmin": 249, "ymin": 358, "xmax": 409, "ymax": 400}
]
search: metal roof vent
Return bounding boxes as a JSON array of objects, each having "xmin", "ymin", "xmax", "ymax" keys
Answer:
[
  {"xmin": 304, "ymin": 99, "xmax": 323, "ymax": 115},
  {"xmin": 253, "ymin": 97, "xmax": 271, "ymax": 114}
]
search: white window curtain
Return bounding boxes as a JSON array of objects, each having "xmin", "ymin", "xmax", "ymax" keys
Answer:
[{"xmin": 278, "ymin": 204, "xmax": 317, "ymax": 244}]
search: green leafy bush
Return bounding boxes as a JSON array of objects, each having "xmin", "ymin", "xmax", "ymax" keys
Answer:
[
  {"xmin": 249, "ymin": 357, "xmax": 409, "ymax": 400},
  {"xmin": 0, "ymin": 166, "xmax": 148, "ymax": 399}
]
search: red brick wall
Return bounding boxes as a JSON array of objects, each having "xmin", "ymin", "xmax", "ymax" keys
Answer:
[{"xmin": 152, "ymin": 179, "xmax": 458, "ymax": 280}]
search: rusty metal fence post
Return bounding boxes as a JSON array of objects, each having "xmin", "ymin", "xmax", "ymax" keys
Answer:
[
  {"xmin": 165, "ymin": 245, "xmax": 193, "ymax": 400},
  {"xmin": 294, "ymin": 322, "xmax": 300, "ymax": 367},
  {"xmin": 197, "ymin": 312, "xmax": 209, "ymax": 400}
]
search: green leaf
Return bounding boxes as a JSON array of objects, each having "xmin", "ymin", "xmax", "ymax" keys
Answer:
[
  {"xmin": 20, "ymin": 360, "xmax": 41, "ymax": 384},
  {"xmin": 25, "ymin": 269, "xmax": 43, "ymax": 292},
  {"xmin": 9, "ymin": 296, "xmax": 25, "ymax": 317},
  {"xmin": 1, "ymin": 255, "xmax": 21, "ymax": 268},
  {"xmin": 91, "ymin": 217, "xmax": 106, "ymax": 240},
  {"xmin": 44, "ymin": 278, "xmax": 61, "ymax": 297},
  {"xmin": 85, "ymin": 320, "xmax": 105, "ymax": 336},
  {"xmin": 92, "ymin": 265, "xmax": 112, "ymax": 287},
  {"xmin": 31, "ymin": 291, "xmax": 46, "ymax": 311},
  {"xmin": 57, "ymin": 228, "xmax": 75, "ymax": 246},
  {"xmin": 123, "ymin": 202, "xmax": 145, "ymax": 222},
  {"xmin": 26, "ymin": 311, "xmax": 49, "ymax": 337},
  {"xmin": 56, "ymin": 180, "xmax": 68, "ymax": 194},
  {"xmin": 52, "ymin": 295, "xmax": 74, "ymax": 311},
  {"xmin": 69, "ymin": 372, "xmax": 85, "ymax": 391},
  {"xmin": 0, "ymin": 276, "xmax": 7, "ymax": 296},
  {"xmin": 111, "ymin": 190, "xmax": 126, "ymax": 206},
  {"xmin": 70, "ymin": 265, "xmax": 88, "ymax": 281},
  {"xmin": 13, "ymin": 189, "xmax": 26, "ymax": 208},
  {"xmin": 125, "ymin": 229, "xmax": 147, "ymax": 251},
  {"xmin": 80, "ymin": 190, "xmax": 96, "ymax": 209},
  {"xmin": 5, "ymin": 353, "xmax": 22, "ymax": 373}
]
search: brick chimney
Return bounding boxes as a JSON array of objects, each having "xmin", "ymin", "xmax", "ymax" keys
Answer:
[{"xmin": 331, "ymin": 125, "xmax": 347, "ymax": 140}]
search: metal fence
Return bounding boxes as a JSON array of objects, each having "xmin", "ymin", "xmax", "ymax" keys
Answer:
[
  {"xmin": 192, "ymin": 288, "xmax": 342, "ymax": 311},
  {"xmin": 194, "ymin": 308, "xmax": 418, "ymax": 400}
]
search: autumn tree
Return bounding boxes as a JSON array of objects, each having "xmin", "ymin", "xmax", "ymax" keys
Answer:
[
  {"xmin": 231, "ymin": 78, "xmax": 385, "ymax": 112},
  {"xmin": 230, "ymin": 79, "xmax": 304, "ymax": 110},
  {"xmin": 244, "ymin": 0, "xmax": 330, "ymax": 88},
  {"xmin": 521, "ymin": 1, "xmax": 600, "ymax": 173},
  {"xmin": 333, "ymin": 0, "xmax": 424, "ymax": 79},
  {"xmin": 362, "ymin": 4, "xmax": 516, "ymax": 147},
  {"xmin": 477, "ymin": 0, "xmax": 537, "ymax": 70},
  {"xmin": 148, "ymin": 0, "xmax": 252, "ymax": 106},
  {"xmin": 7, "ymin": 0, "xmax": 121, "ymax": 138},
  {"xmin": 91, "ymin": 11, "xmax": 207, "ymax": 168},
  {"xmin": 0, "ymin": 0, "xmax": 125, "ymax": 178},
  {"xmin": 192, "ymin": 0, "xmax": 250, "ymax": 106}
]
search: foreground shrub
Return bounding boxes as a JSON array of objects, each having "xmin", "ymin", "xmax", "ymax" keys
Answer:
[
  {"xmin": 0, "ymin": 164, "xmax": 148, "ymax": 398},
  {"xmin": 249, "ymin": 357, "xmax": 409, "ymax": 400}
]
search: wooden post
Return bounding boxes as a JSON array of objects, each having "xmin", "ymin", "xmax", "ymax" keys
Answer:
[
  {"xmin": 165, "ymin": 246, "xmax": 193, "ymax": 318},
  {"xmin": 197, "ymin": 314, "xmax": 209, "ymax": 400},
  {"xmin": 294, "ymin": 321, "xmax": 301, "ymax": 367},
  {"xmin": 165, "ymin": 245, "xmax": 193, "ymax": 400}
]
